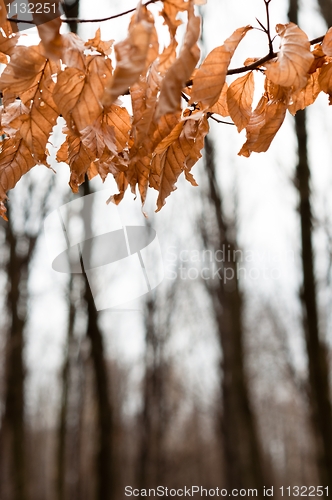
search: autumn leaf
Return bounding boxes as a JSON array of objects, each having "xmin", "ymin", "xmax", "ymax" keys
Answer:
[
  {"xmin": 227, "ymin": 72, "xmax": 254, "ymax": 132},
  {"xmin": 1, "ymin": 101, "xmax": 30, "ymax": 136},
  {"xmin": 152, "ymin": 114, "xmax": 209, "ymax": 211},
  {"xmin": 103, "ymin": 4, "xmax": 154, "ymax": 106},
  {"xmin": 81, "ymin": 105, "xmax": 130, "ymax": 160},
  {"xmin": 238, "ymin": 95, "xmax": 287, "ymax": 157},
  {"xmin": 156, "ymin": 5, "xmax": 201, "ymax": 119},
  {"xmin": 37, "ymin": 17, "xmax": 63, "ymax": 60},
  {"xmin": 58, "ymin": 129, "xmax": 96, "ymax": 192},
  {"xmin": 190, "ymin": 25, "xmax": 252, "ymax": 109},
  {"xmin": 0, "ymin": 30, "xmax": 19, "ymax": 58},
  {"xmin": 0, "ymin": 135, "xmax": 36, "ymax": 219},
  {"xmin": 0, "ymin": 46, "xmax": 46, "ymax": 103},
  {"xmin": 322, "ymin": 27, "xmax": 332, "ymax": 57},
  {"xmin": 0, "ymin": 0, "xmax": 7, "ymax": 28},
  {"xmin": 209, "ymin": 83, "xmax": 229, "ymax": 117},
  {"xmin": 288, "ymin": 71, "xmax": 321, "ymax": 115},
  {"xmin": 318, "ymin": 63, "xmax": 332, "ymax": 103},
  {"xmin": 85, "ymin": 28, "xmax": 113, "ymax": 56},
  {"xmin": 265, "ymin": 23, "xmax": 314, "ymax": 90},
  {"xmin": 0, "ymin": 0, "xmax": 18, "ymax": 36},
  {"xmin": 53, "ymin": 67, "xmax": 86, "ymax": 126},
  {"xmin": 54, "ymin": 56, "xmax": 113, "ymax": 133},
  {"xmin": 62, "ymin": 33, "xmax": 87, "ymax": 71},
  {"xmin": 161, "ymin": 0, "xmax": 188, "ymax": 37},
  {"xmin": 107, "ymin": 171, "xmax": 129, "ymax": 205},
  {"xmin": 19, "ymin": 59, "xmax": 60, "ymax": 163}
]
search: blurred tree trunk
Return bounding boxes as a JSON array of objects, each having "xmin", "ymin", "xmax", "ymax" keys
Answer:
[
  {"xmin": 316, "ymin": 0, "xmax": 332, "ymax": 27},
  {"xmin": 55, "ymin": 288, "xmax": 73, "ymax": 500},
  {"xmin": 201, "ymin": 136, "xmax": 268, "ymax": 495},
  {"xmin": 82, "ymin": 179, "xmax": 114, "ymax": 500},
  {"xmin": 137, "ymin": 296, "xmax": 164, "ymax": 495},
  {"xmin": 62, "ymin": 0, "xmax": 80, "ymax": 33},
  {"xmin": 0, "ymin": 208, "xmax": 37, "ymax": 500},
  {"xmin": 288, "ymin": 0, "xmax": 332, "ymax": 491}
]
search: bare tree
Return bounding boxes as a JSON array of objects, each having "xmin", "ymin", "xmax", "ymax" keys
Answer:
[
  {"xmin": 288, "ymin": 0, "xmax": 332, "ymax": 492},
  {"xmin": 199, "ymin": 136, "xmax": 269, "ymax": 495}
]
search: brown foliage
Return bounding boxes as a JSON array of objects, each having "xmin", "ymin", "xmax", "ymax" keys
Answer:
[{"xmin": 0, "ymin": 1, "xmax": 331, "ymax": 217}]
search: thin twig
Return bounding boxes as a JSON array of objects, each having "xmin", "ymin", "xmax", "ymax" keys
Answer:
[
  {"xmin": 264, "ymin": 0, "xmax": 274, "ymax": 55},
  {"xmin": 186, "ymin": 33, "xmax": 324, "ymax": 86},
  {"xmin": 207, "ymin": 114, "xmax": 235, "ymax": 126},
  {"xmin": 8, "ymin": 0, "xmax": 161, "ymax": 25}
]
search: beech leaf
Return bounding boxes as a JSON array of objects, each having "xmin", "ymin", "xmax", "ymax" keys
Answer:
[
  {"xmin": 190, "ymin": 25, "xmax": 252, "ymax": 109},
  {"xmin": 322, "ymin": 27, "xmax": 332, "ymax": 57},
  {"xmin": 0, "ymin": 136, "xmax": 36, "ymax": 219},
  {"xmin": 238, "ymin": 96, "xmax": 287, "ymax": 157},
  {"xmin": 227, "ymin": 72, "xmax": 254, "ymax": 132},
  {"xmin": 156, "ymin": 5, "xmax": 201, "ymax": 119},
  {"xmin": 103, "ymin": 4, "xmax": 154, "ymax": 106},
  {"xmin": 288, "ymin": 71, "xmax": 321, "ymax": 115},
  {"xmin": 265, "ymin": 23, "xmax": 314, "ymax": 90}
]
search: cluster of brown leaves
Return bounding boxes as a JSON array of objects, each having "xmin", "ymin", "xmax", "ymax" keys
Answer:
[{"xmin": 0, "ymin": 0, "xmax": 332, "ymax": 219}]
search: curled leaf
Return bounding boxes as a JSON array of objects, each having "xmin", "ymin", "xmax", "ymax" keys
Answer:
[
  {"xmin": 238, "ymin": 96, "xmax": 287, "ymax": 157},
  {"xmin": 288, "ymin": 71, "xmax": 321, "ymax": 115},
  {"xmin": 265, "ymin": 22, "xmax": 314, "ymax": 90},
  {"xmin": 103, "ymin": 4, "xmax": 154, "ymax": 106},
  {"xmin": 156, "ymin": 5, "xmax": 201, "ymax": 119},
  {"xmin": 322, "ymin": 27, "xmax": 332, "ymax": 57},
  {"xmin": 318, "ymin": 62, "xmax": 332, "ymax": 103}
]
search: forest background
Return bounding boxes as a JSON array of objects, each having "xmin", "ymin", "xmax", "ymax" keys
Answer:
[{"xmin": 1, "ymin": 0, "xmax": 332, "ymax": 499}]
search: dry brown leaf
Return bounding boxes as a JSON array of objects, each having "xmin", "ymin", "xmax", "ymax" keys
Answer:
[
  {"xmin": 37, "ymin": 17, "xmax": 63, "ymax": 60},
  {"xmin": 1, "ymin": 102, "xmax": 26, "ymax": 136},
  {"xmin": 62, "ymin": 33, "xmax": 87, "ymax": 71},
  {"xmin": 0, "ymin": 0, "xmax": 18, "ymax": 36},
  {"xmin": 81, "ymin": 113, "xmax": 118, "ymax": 159},
  {"xmin": 103, "ymin": 4, "xmax": 154, "ymax": 106},
  {"xmin": 79, "ymin": 105, "xmax": 130, "ymax": 183},
  {"xmin": 152, "ymin": 114, "xmax": 209, "ymax": 211},
  {"xmin": 265, "ymin": 23, "xmax": 314, "ymax": 90},
  {"xmin": 264, "ymin": 79, "xmax": 290, "ymax": 102},
  {"xmin": 85, "ymin": 28, "xmax": 113, "ymax": 56},
  {"xmin": 156, "ymin": 5, "xmax": 201, "ymax": 119},
  {"xmin": 190, "ymin": 25, "xmax": 252, "ymax": 109},
  {"xmin": 239, "ymin": 95, "xmax": 287, "ymax": 157},
  {"xmin": 19, "ymin": 59, "xmax": 60, "ymax": 163},
  {"xmin": 322, "ymin": 27, "xmax": 332, "ymax": 57},
  {"xmin": 309, "ymin": 44, "xmax": 327, "ymax": 74},
  {"xmin": 0, "ymin": 135, "xmax": 36, "ymax": 219},
  {"xmin": 53, "ymin": 67, "xmax": 86, "ymax": 126},
  {"xmin": 127, "ymin": 112, "xmax": 181, "ymax": 204},
  {"xmin": 111, "ymin": 171, "xmax": 129, "ymax": 205},
  {"xmin": 54, "ymin": 56, "xmax": 113, "ymax": 132},
  {"xmin": 0, "ymin": 0, "xmax": 7, "ymax": 28},
  {"xmin": 227, "ymin": 72, "xmax": 254, "ymax": 132},
  {"xmin": 318, "ymin": 62, "xmax": 332, "ymax": 103},
  {"xmin": 0, "ymin": 45, "xmax": 46, "ymax": 101},
  {"xmin": 58, "ymin": 129, "xmax": 96, "ymax": 192},
  {"xmin": 288, "ymin": 71, "xmax": 321, "ymax": 115},
  {"xmin": 103, "ymin": 104, "xmax": 131, "ymax": 153},
  {"xmin": 161, "ymin": 0, "xmax": 188, "ymax": 37},
  {"xmin": 72, "ymin": 56, "xmax": 113, "ymax": 132},
  {"xmin": 209, "ymin": 83, "xmax": 229, "ymax": 117},
  {"xmin": 0, "ymin": 31, "xmax": 19, "ymax": 57}
]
